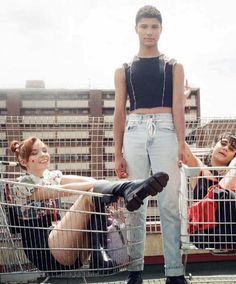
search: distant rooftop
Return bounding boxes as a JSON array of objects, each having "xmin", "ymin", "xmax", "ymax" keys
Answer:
[{"xmin": 25, "ymin": 80, "xmax": 45, "ymax": 88}]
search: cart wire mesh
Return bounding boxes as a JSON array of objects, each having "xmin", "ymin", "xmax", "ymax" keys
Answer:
[
  {"xmin": 0, "ymin": 168, "xmax": 135, "ymax": 278},
  {"xmin": 180, "ymin": 165, "xmax": 236, "ymax": 253},
  {"xmin": 0, "ymin": 116, "xmax": 236, "ymax": 283}
]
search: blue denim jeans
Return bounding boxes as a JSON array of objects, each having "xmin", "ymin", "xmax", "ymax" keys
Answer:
[{"xmin": 123, "ymin": 113, "xmax": 184, "ymax": 276}]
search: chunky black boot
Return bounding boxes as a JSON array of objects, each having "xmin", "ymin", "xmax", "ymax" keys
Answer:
[
  {"xmin": 126, "ymin": 271, "xmax": 143, "ymax": 284},
  {"xmin": 93, "ymin": 172, "xmax": 169, "ymax": 212},
  {"xmin": 89, "ymin": 205, "xmax": 117, "ymax": 274},
  {"xmin": 166, "ymin": 275, "xmax": 189, "ymax": 284}
]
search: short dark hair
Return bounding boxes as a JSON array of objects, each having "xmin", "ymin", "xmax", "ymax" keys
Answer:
[
  {"xmin": 215, "ymin": 132, "xmax": 236, "ymax": 145},
  {"xmin": 135, "ymin": 5, "xmax": 162, "ymax": 25}
]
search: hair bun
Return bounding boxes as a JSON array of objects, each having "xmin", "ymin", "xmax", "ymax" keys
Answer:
[{"xmin": 10, "ymin": 141, "xmax": 20, "ymax": 153}]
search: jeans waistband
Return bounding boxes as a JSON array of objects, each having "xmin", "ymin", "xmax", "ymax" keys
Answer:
[
  {"xmin": 128, "ymin": 113, "xmax": 173, "ymax": 122},
  {"xmin": 128, "ymin": 113, "xmax": 174, "ymax": 137}
]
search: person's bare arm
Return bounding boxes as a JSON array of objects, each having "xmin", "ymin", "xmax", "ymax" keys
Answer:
[
  {"xmin": 172, "ymin": 63, "xmax": 186, "ymax": 164},
  {"xmin": 60, "ymin": 175, "xmax": 96, "ymax": 184},
  {"xmin": 30, "ymin": 180, "xmax": 103, "ymax": 201},
  {"xmin": 113, "ymin": 67, "xmax": 128, "ymax": 178},
  {"xmin": 184, "ymin": 142, "xmax": 203, "ymax": 168},
  {"xmin": 183, "ymin": 142, "xmax": 204, "ymax": 189},
  {"xmin": 30, "ymin": 175, "xmax": 97, "ymax": 200},
  {"xmin": 219, "ymin": 157, "xmax": 236, "ymax": 190}
]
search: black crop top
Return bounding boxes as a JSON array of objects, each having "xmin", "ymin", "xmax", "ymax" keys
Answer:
[{"xmin": 124, "ymin": 55, "xmax": 176, "ymax": 111}]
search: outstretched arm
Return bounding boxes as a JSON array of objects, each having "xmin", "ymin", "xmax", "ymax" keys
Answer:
[
  {"xmin": 183, "ymin": 142, "xmax": 204, "ymax": 190},
  {"xmin": 60, "ymin": 175, "xmax": 96, "ymax": 184},
  {"xmin": 30, "ymin": 179, "xmax": 105, "ymax": 201},
  {"xmin": 184, "ymin": 142, "xmax": 203, "ymax": 168}
]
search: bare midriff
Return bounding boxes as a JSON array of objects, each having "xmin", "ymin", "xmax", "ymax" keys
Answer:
[{"xmin": 130, "ymin": 107, "xmax": 172, "ymax": 114}]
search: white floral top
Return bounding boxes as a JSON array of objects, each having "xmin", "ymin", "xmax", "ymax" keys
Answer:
[{"xmin": 13, "ymin": 169, "xmax": 63, "ymax": 219}]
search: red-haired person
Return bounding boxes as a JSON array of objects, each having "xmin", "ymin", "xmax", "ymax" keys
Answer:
[{"xmin": 9, "ymin": 137, "xmax": 168, "ymax": 271}]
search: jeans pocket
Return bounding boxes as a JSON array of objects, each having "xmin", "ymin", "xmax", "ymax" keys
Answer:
[{"xmin": 125, "ymin": 121, "xmax": 138, "ymax": 132}]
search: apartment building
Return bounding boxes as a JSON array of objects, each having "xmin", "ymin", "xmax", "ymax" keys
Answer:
[{"xmin": 0, "ymin": 82, "xmax": 200, "ymax": 180}]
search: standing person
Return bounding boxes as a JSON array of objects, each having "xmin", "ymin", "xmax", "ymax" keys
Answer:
[{"xmin": 114, "ymin": 5, "xmax": 187, "ymax": 284}]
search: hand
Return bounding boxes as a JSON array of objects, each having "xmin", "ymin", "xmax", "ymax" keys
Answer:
[{"xmin": 115, "ymin": 155, "xmax": 128, "ymax": 179}]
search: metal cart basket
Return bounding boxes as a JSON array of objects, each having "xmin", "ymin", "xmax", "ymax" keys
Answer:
[
  {"xmin": 0, "ymin": 166, "xmax": 135, "ymax": 283},
  {"xmin": 180, "ymin": 165, "xmax": 236, "ymax": 253}
]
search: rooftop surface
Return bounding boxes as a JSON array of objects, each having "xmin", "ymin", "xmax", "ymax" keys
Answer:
[{"xmin": 1, "ymin": 261, "xmax": 236, "ymax": 284}]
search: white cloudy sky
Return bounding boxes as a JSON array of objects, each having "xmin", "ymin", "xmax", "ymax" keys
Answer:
[{"xmin": 1, "ymin": 0, "xmax": 236, "ymax": 117}]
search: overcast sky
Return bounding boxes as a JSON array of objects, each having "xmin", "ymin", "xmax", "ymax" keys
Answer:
[{"xmin": 1, "ymin": 0, "xmax": 236, "ymax": 117}]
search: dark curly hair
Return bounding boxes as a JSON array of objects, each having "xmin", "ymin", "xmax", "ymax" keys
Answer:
[{"xmin": 205, "ymin": 132, "xmax": 236, "ymax": 166}]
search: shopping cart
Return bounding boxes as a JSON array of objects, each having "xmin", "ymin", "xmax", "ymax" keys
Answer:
[
  {"xmin": 181, "ymin": 117, "xmax": 236, "ymax": 255},
  {"xmin": 0, "ymin": 161, "xmax": 134, "ymax": 283},
  {"xmin": 180, "ymin": 165, "xmax": 236, "ymax": 253},
  {"xmin": 0, "ymin": 116, "xmax": 159, "ymax": 283}
]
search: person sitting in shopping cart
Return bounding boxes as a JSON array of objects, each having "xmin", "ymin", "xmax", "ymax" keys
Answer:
[
  {"xmin": 183, "ymin": 132, "xmax": 236, "ymax": 249},
  {"xmin": 8, "ymin": 136, "xmax": 168, "ymax": 272},
  {"xmin": 184, "ymin": 132, "xmax": 236, "ymax": 197}
]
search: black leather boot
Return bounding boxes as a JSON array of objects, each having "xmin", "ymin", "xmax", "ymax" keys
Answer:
[
  {"xmin": 166, "ymin": 275, "xmax": 188, "ymax": 284},
  {"xmin": 93, "ymin": 172, "xmax": 169, "ymax": 211},
  {"xmin": 126, "ymin": 271, "xmax": 143, "ymax": 284},
  {"xmin": 89, "ymin": 209, "xmax": 117, "ymax": 274}
]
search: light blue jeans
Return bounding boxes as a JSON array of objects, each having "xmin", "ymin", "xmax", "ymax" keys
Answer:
[{"xmin": 123, "ymin": 113, "xmax": 184, "ymax": 276}]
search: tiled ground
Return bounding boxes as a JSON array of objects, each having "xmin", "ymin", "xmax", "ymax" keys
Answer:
[
  {"xmin": 1, "ymin": 262, "xmax": 236, "ymax": 284},
  {"xmin": 2, "ymin": 275, "xmax": 236, "ymax": 284}
]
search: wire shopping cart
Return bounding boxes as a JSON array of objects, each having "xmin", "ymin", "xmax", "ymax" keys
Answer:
[
  {"xmin": 0, "ymin": 161, "xmax": 135, "ymax": 283},
  {"xmin": 180, "ymin": 165, "xmax": 236, "ymax": 253},
  {"xmin": 0, "ymin": 116, "xmax": 161, "ymax": 283}
]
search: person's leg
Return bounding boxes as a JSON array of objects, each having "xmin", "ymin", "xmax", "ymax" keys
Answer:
[
  {"xmin": 21, "ymin": 216, "xmax": 78, "ymax": 271},
  {"xmin": 21, "ymin": 219, "xmax": 52, "ymax": 271},
  {"xmin": 89, "ymin": 199, "xmax": 116, "ymax": 272},
  {"xmin": 123, "ymin": 115, "xmax": 151, "ymax": 276},
  {"xmin": 48, "ymin": 194, "xmax": 93, "ymax": 266},
  {"xmin": 148, "ymin": 114, "xmax": 184, "ymax": 278}
]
